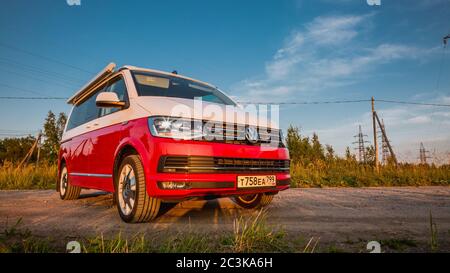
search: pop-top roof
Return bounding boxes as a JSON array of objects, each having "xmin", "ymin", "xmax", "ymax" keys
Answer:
[{"xmin": 67, "ymin": 63, "xmax": 217, "ymax": 105}]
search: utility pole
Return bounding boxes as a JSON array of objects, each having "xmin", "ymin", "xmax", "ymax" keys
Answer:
[
  {"xmin": 353, "ymin": 125, "xmax": 369, "ymax": 163},
  {"xmin": 372, "ymin": 97, "xmax": 379, "ymax": 170},
  {"xmin": 419, "ymin": 142, "xmax": 431, "ymax": 165},
  {"xmin": 380, "ymin": 119, "xmax": 390, "ymax": 165},
  {"xmin": 36, "ymin": 130, "xmax": 42, "ymax": 167},
  {"xmin": 16, "ymin": 132, "xmax": 42, "ymax": 170},
  {"xmin": 371, "ymin": 97, "xmax": 398, "ymax": 167},
  {"xmin": 373, "ymin": 112, "xmax": 398, "ymax": 166},
  {"xmin": 444, "ymin": 34, "xmax": 450, "ymax": 46}
]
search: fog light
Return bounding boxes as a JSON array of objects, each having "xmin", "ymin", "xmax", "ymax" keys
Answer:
[{"xmin": 159, "ymin": 181, "xmax": 189, "ymax": 190}]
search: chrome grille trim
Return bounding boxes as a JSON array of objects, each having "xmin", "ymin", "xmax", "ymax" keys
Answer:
[{"xmin": 158, "ymin": 156, "xmax": 290, "ymax": 174}]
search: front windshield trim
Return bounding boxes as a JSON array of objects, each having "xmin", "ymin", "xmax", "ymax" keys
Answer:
[
  {"xmin": 129, "ymin": 68, "xmax": 217, "ymax": 89},
  {"xmin": 131, "ymin": 71, "xmax": 236, "ymax": 106}
]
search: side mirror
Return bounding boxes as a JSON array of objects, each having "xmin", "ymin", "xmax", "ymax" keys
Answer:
[{"xmin": 96, "ymin": 92, "xmax": 125, "ymax": 108}]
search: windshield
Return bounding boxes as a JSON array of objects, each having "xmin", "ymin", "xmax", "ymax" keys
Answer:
[{"xmin": 131, "ymin": 71, "xmax": 236, "ymax": 105}]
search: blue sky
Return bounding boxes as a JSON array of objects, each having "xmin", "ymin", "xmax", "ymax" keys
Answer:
[{"xmin": 0, "ymin": 0, "xmax": 449, "ymax": 162}]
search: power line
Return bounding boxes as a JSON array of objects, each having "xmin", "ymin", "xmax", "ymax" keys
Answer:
[
  {"xmin": 0, "ymin": 43, "xmax": 94, "ymax": 75},
  {"xmin": 0, "ymin": 57, "xmax": 86, "ymax": 84},
  {"xmin": 0, "ymin": 96, "xmax": 67, "ymax": 100},
  {"xmin": 374, "ymin": 99, "xmax": 450, "ymax": 107},
  {"xmin": 0, "ymin": 97, "xmax": 449, "ymax": 107},
  {"xmin": 239, "ymin": 99, "xmax": 371, "ymax": 105},
  {"xmin": 0, "ymin": 67, "xmax": 77, "ymax": 90},
  {"xmin": 239, "ymin": 99, "xmax": 450, "ymax": 107},
  {"xmin": 0, "ymin": 133, "xmax": 33, "ymax": 137},
  {"xmin": 0, "ymin": 83, "xmax": 46, "ymax": 96}
]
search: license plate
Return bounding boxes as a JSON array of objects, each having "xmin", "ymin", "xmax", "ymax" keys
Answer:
[{"xmin": 237, "ymin": 175, "xmax": 276, "ymax": 188}]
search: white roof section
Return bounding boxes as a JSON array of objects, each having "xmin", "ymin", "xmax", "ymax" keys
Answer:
[
  {"xmin": 67, "ymin": 63, "xmax": 218, "ymax": 105},
  {"xmin": 123, "ymin": 65, "xmax": 217, "ymax": 89},
  {"xmin": 67, "ymin": 62, "xmax": 116, "ymax": 104}
]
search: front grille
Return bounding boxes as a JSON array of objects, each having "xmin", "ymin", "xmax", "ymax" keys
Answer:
[
  {"xmin": 158, "ymin": 156, "xmax": 290, "ymax": 174},
  {"xmin": 201, "ymin": 123, "xmax": 280, "ymax": 146},
  {"xmin": 176, "ymin": 119, "xmax": 281, "ymax": 146}
]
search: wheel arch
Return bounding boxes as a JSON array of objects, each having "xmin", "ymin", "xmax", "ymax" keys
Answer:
[
  {"xmin": 113, "ymin": 144, "xmax": 139, "ymax": 183},
  {"xmin": 112, "ymin": 139, "xmax": 151, "ymax": 191},
  {"xmin": 56, "ymin": 156, "xmax": 68, "ymax": 192}
]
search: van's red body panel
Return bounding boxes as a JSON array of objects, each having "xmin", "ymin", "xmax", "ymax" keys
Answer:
[{"xmin": 59, "ymin": 117, "xmax": 290, "ymax": 200}]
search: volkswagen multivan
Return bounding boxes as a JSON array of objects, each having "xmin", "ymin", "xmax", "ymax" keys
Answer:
[{"xmin": 58, "ymin": 63, "xmax": 290, "ymax": 223}]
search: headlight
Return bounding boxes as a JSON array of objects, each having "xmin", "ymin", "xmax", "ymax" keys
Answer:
[{"xmin": 148, "ymin": 117, "xmax": 203, "ymax": 140}]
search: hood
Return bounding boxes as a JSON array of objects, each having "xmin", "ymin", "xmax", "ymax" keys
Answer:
[{"xmin": 132, "ymin": 96, "xmax": 278, "ymax": 129}]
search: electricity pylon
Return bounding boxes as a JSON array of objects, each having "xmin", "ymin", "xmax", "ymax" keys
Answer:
[
  {"xmin": 353, "ymin": 125, "xmax": 369, "ymax": 163},
  {"xmin": 419, "ymin": 142, "xmax": 431, "ymax": 165}
]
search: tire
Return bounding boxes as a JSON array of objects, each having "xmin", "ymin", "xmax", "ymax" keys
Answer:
[
  {"xmin": 232, "ymin": 193, "xmax": 274, "ymax": 209},
  {"xmin": 59, "ymin": 164, "xmax": 81, "ymax": 200},
  {"xmin": 115, "ymin": 155, "xmax": 161, "ymax": 223}
]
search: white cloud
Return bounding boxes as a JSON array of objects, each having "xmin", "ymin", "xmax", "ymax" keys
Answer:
[
  {"xmin": 305, "ymin": 15, "xmax": 365, "ymax": 46},
  {"xmin": 230, "ymin": 13, "xmax": 449, "ymax": 163},
  {"xmin": 407, "ymin": 115, "xmax": 431, "ymax": 124},
  {"xmin": 231, "ymin": 14, "xmax": 435, "ymax": 102}
]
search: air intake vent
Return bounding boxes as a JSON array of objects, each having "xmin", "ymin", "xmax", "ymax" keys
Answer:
[{"xmin": 158, "ymin": 156, "xmax": 290, "ymax": 174}]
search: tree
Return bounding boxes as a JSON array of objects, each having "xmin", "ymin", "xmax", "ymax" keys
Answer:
[
  {"xmin": 286, "ymin": 125, "xmax": 302, "ymax": 163},
  {"xmin": 311, "ymin": 133, "xmax": 325, "ymax": 161},
  {"xmin": 365, "ymin": 145, "xmax": 376, "ymax": 165},
  {"xmin": 42, "ymin": 111, "xmax": 67, "ymax": 162},
  {"xmin": 0, "ymin": 136, "xmax": 36, "ymax": 164},
  {"xmin": 325, "ymin": 144, "xmax": 335, "ymax": 161},
  {"xmin": 57, "ymin": 112, "xmax": 67, "ymax": 141}
]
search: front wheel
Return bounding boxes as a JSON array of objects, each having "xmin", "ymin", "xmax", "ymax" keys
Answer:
[
  {"xmin": 116, "ymin": 155, "xmax": 161, "ymax": 223},
  {"xmin": 232, "ymin": 193, "xmax": 274, "ymax": 209}
]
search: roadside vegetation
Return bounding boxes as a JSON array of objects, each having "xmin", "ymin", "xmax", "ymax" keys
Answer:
[
  {"xmin": 2, "ymin": 211, "xmax": 446, "ymax": 253},
  {"xmin": 287, "ymin": 126, "xmax": 450, "ymax": 187},
  {"xmin": 0, "ymin": 111, "xmax": 63, "ymax": 190},
  {"xmin": 0, "ymin": 163, "xmax": 56, "ymax": 190},
  {"xmin": 1, "ymin": 211, "xmax": 293, "ymax": 253},
  {"xmin": 0, "ymin": 114, "xmax": 449, "ymax": 190}
]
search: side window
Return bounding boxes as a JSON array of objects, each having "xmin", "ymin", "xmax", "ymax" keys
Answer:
[
  {"xmin": 84, "ymin": 93, "xmax": 100, "ymax": 122},
  {"xmin": 99, "ymin": 76, "xmax": 128, "ymax": 117},
  {"xmin": 66, "ymin": 105, "xmax": 84, "ymax": 131},
  {"xmin": 66, "ymin": 87, "xmax": 104, "ymax": 131}
]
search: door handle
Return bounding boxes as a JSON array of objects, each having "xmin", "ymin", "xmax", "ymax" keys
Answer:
[{"xmin": 86, "ymin": 123, "xmax": 99, "ymax": 129}]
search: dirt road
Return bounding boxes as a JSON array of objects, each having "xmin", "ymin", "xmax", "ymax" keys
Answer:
[{"xmin": 1, "ymin": 187, "xmax": 449, "ymax": 250}]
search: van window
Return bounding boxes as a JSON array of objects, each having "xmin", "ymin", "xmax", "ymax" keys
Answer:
[
  {"xmin": 99, "ymin": 77, "xmax": 128, "ymax": 117},
  {"xmin": 132, "ymin": 72, "xmax": 236, "ymax": 106},
  {"xmin": 66, "ymin": 88, "xmax": 103, "ymax": 131}
]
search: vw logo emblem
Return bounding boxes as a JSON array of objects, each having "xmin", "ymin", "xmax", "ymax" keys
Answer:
[{"xmin": 245, "ymin": 127, "xmax": 259, "ymax": 144}]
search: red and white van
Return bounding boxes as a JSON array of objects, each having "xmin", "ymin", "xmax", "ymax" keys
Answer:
[{"xmin": 58, "ymin": 63, "xmax": 290, "ymax": 223}]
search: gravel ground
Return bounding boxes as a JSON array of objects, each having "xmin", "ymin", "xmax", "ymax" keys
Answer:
[{"xmin": 1, "ymin": 187, "xmax": 449, "ymax": 251}]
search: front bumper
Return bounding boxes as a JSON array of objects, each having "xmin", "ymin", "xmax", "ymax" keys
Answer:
[{"xmin": 144, "ymin": 137, "xmax": 291, "ymax": 200}]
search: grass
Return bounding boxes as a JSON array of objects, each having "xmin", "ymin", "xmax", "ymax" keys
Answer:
[
  {"xmin": 0, "ymin": 163, "xmax": 57, "ymax": 190},
  {"xmin": 1, "ymin": 161, "xmax": 448, "ymax": 190},
  {"xmin": 224, "ymin": 209, "xmax": 290, "ymax": 253},
  {"xmin": 0, "ymin": 218, "xmax": 54, "ymax": 253},
  {"xmin": 430, "ymin": 211, "xmax": 439, "ymax": 251},
  {"xmin": 81, "ymin": 232, "xmax": 215, "ymax": 253},
  {"xmin": 1, "ymin": 215, "xmax": 444, "ymax": 253},
  {"xmin": 379, "ymin": 238, "xmax": 418, "ymax": 251},
  {"xmin": 290, "ymin": 161, "xmax": 450, "ymax": 188},
  {"xmin": 0, "ymin": 211, "xmax": 312, "ymax": 253}
]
